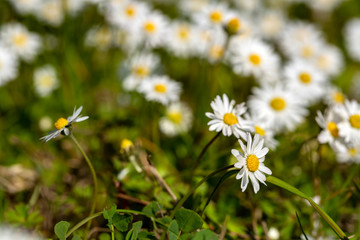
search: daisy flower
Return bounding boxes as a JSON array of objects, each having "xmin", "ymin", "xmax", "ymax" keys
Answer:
[
  {"xmin": 179, "ymin": 0, "xmax": 209, "ymax": 15},
  {"xmin": 192, "ymin": 2, "xmax": 229, "ymax": 29},
  {"xmin": 323, "ymin": 85, "xmax": 346, "ymax": 106},
  {"xmin": 40, "ymin": 106, "xmax": 89, "ymax": 142},
  {"xmin": 139, "ymin": 11, "xmax": 168, "ymax": 47},
  {"xmin": 138, "ymin": 75, "xmax": 181, "ymax": 105},
  {"xmin": 165, "ymin": 21, "xmax": 197, "ymax": 58},
  {"xmin": 0, "ymin": 23, "xmax": 41, "ymax": 62},
  {"xmin": 284, "ymin": 59, "xmax": 327, "ymax": 105},
  {"xmin": 84, "ymin": 26, "xmax": 113, "ymax": 50},
  {"xmin": 315, "ymin": 108, "xmax": 343, "ymax": 146},
  {"xmin": 257, "ymin": 10, "xmax": 285, "ymax": 40},
  {"xmin": 206, "ymin": 29, "xmax": 227, "ymax": 62},
  {"xmin": 248, "ymin": 83, "xmax": 308, "ymax": 133},
  {"xmin": 312, "ymin": 44, "xmax": 343, "ymax": 77},
  {"xmin": 33, "ymin": 65, "xmax": 59, "ymax": 97},
  {"xmin": 230, "ymin": 38, "xmax": 280, "ymax": 84},
  {"xmin": 105, "ymin": 0, "xmax": 149, "ymax": 31},
  {"xmin": 223, "ymin": 11, "xmax": 244, "ymax": 36},
  {"xmin": 35, "ymin": 0, "xmax": 64, "ymax": 27},
  {"xmin": 248, "ymin": 114, "xmax": 279, "ymax": 150},
  {"xmin": 205, "ymin": 94, "xmax": 254, "ymax": 139},
  {"xmin": 344, "ymin": 18, "xmax": 360, "ymax": 62},
  {"xmin": 336, "ymin": 100, "xmax": 360, "ymax": 144},
  {"xmin": 231, "ymin": 133, "xmax": 272, "ymax": 193},
  {"xmin": 333, "ymin": 141, "xmax": 360, "ymax": 164},
  {"xmin": 159, "ymin": 102, "xmax": 193, "ymax": 137},
  {"xmin": 8, "ymin": 0, "xmax": 40, "ymax": 15},
  {"xmin": 122, "ymin": 52, "xmax": 160, "ymax": 91},
  {"xmin": 0, "ymin": 45, "xmax": 18, "ymax": 86}
]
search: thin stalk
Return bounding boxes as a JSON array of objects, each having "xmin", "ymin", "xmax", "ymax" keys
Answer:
[
  {"xmin": 172, "ymin": 164, "xmax": 234, "ymax": 219},
  {"xmin": 190, "ymin": 132, "xmax": 221, "ymax": 181},
  {"xmin": 70, "ymin": 134, "xmax": 98, "ymax": 231},
  {"xmin": 111, "ymin": 225, "xmax": 115, "ymax": 240}
]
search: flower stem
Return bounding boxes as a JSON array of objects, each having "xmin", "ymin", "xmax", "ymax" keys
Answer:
[
  {"xmin": 190, "ymin": 132, "xmax": 221, "ymax": 182},
  {"xmin": 70, "ymin": 134, "xmax": 98, "ymax": 232}
]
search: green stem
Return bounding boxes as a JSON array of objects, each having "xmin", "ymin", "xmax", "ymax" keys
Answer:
[
  {"xmin": 111, "ymin": 225, "xmax": 115, "ymax": 240},
  {"xmin": 65, "ymin": 209, "xmax": 168, "ymax": 238},
  {"xmin": 267, "ymin": 176, "xmax": 347, "ymax": 240},
  {"xmin": 171, "ymin": 165, "xmax": 234, "ymax": 219},
  {"xmin": 70, "ymin": 134, "xmax": 98, "ymax": 231},
  {"xmin": 190, "ymin": 132, "xmax": 221, "ymax": 182}
]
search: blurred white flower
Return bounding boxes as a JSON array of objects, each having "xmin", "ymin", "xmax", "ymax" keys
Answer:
[
  {"xmin": 139, "ymin": 11, "xmax": 169, "ymax": 47},
  {"xmin": 0, "ymin": 23, "xmax": 41, "ymax": 62},
  {"xmin": 268, "ymin": 227, "xmax": 280, "ymax": 240},
  {"xmin": 192, "ymin": 2, "xmax": 229, "ymax": 29},
  {"xmin": 38, "ymin": 116, "xmax": 53, "ymax": 131},
  {"xmin": 8, "ymin": 0, "xmax": 41, "ymax": 15},
  {"xmin": 344, "ymin": 18, "xmax": 360, "ymax": 62},
  {"xmin": 33, "ymin": 65, "xmax": 59, "ymax": 97},
  {"xmin": 138, "ymin": 75, "xmax": 181, "ymax": 105},
  {"xmin": 159, "ymin": 102, "xmax": 193, "ymax": 137},
  {"xmin": 36, "ymin": 0, "xmax": 64, "ymax": 27},
  {"xmin": 0, "ymin": 45, "xmax": 18, "ymax": 86},
  {"xmin": 257, "ymin": 10, "xmax": 285, "ymax": 40},
  {"xmin": 333, "ymin": 141, "xmax": 360, "ymax": 164},
  {"xmin": 40, "ymin": 106, "xmax": 89, "ymax": 142},
  {"xmin": 336, "ymin": 100, "xmax": 360, "ymax": 144},
  {"xmin": 323, "ymin": 86, "xmax": 346, "ymax": 106},
  {"xmin": 165, "ymin": 22, "xmax": 198, "ymax": 58},
  {"xmin": 248, "ymin": 83, "xmax": 308, "ymax": 133},
  {"xmin": 206, "ymin": 94, "xmax": 253, "ymax": 139},
  {"xmin": 232, "ymin": 133, "xmax": 272, "ymax": 193},
  {"xmin": 0, "ymin": 225, "xmax": 42, "ymax": 240},
  {"xmin": 312, "ymin": 44, "xmax": 343, "ymax": 77}
]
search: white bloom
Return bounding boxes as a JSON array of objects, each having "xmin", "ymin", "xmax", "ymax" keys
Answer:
[
  {"xmin": 105, "ymin": 0, "xmax": 149, "ymax": 31},
  {"xmin": 312, "ymin": 44, "xmax": 343, "ymax": 77},
  {"xmin": 0, "ymin": 225, "xmax": 42, "ymax": 240},
  {"xmin": 284, "ymin": 59, "xmax": 327, "ymax": 105},
  {"xmin": 192, "ymin": 2, "xmax": 229, "ymax": 29},
  {"xmin": 248, "ymin": 83, "xmax": 308, "ymax": 133},
  {"xmin": 344, "ymin": 18, "xmax": 360, "ymax": 62},
  {"xmin": 336, "ymin": 100, "xmax": 360, "ymax": 144},
  {"xmin": 84, "ymin": 26, "xmax": 113, "ymax": 50},
  {"xmin": 315, "ymin": 108, "xmax": 343, "ymax": 146},
  {"xmin": 8, "ymin": 0, "xmax": 41, "ymax": 15},
  {"xmin": 280, "ymin": 21, "xmax": 324, "ymax": 60},
  {"xmin": 33, "ymin": 65, "xmax": 59, "ymax": 97},
  {"xmin": 333, "ymin": 141, "xmax": 360, "ymax": 164},
  {"xmin": 231, "ymin": 133, "xmax": 272, "ymax": 193},
  {"xmin": 323, "ymin": 85, "xmax": 346, "ymax": 106},
  {"xmin": 308, "ymin": 0, "xmax": 344, "ymax": 12},
  {"xmin": 36, "ymin": 0, "xmax": 64, "ymax": 26},
  {"xmin": 138, "ymin": 11, "xmax": 169, "ymax": 47},
  {"xmin": 39, "ymin": 116, "xmax": 53, "ymax": 131},
  {"xmin": 230, "ymin": 38, "xmax": 280, "ymax": 85},
  {"xmin": 65, "ymin": 0, "xmax": 88, "ymax": 16},
  {"xmin": 122, "ymin": 52, "xmax": 160, "ymax": 91},
  {"xmin": 138, "ymin": 75, "xmax": 181, "ymax": 105},
  {"xmin": 268, "ymin": 227, "xmax": 280, "ymax": 240},
  {"xmin": 40, "ymin": 106, "xmax": 89, "ymax": 142},
  {"xmin": 0, "ymin": 45, "xmax": 18, "ymax": 86},
  {"xmin": 206, "ymin": 28, "xmax": 227, "ymax": 63},
  {"xmin": 205, "ymin": 94, "xmax": 254, "ymax": 139},
  {"xmin": 249, "ymin": 114, "xmax": 279, "ymax": 150},
  {"xmin": 0, "ymin": 23, "xmax": 41, "ymax": 62},
  {"xmin": 165, "ymin": 22, "xmax": 197, "ymax": 58},
  {"xmin": 257, "ymin": 10, "xmax": 285, "ymax": 40},
  {"xmin": 179, "ymin": 0, "xmax": 209, "ymax": 15},
  {"xmin": 159, "ymin": 102, "xmax": 193, "ymax": 137}
]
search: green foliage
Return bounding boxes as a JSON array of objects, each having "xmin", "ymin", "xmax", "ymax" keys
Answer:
[
  {"xmin": 125, "ymin": 221, "xmax": 143, "ymax": 240},
  {"xmin": 113, "ymin": 213, "xmax": 133, "ymax": 232},
  {"xmin": 174, "ymin": 208, "xmax": 203, "ymax": 233},
  {"xmin": 142, "ymin": 201, "xmax": 163, "ymax": 218},
  {"xmin": 54, "ymin": 221, "xmax": 70, "ymax": 240},
  {"xmin": 168, "ymin": 220, "xmax": 180, "ymax": 240},
  {"xmin": 192, "ymin": 229, "xmax": 218, "ymax": 240}
]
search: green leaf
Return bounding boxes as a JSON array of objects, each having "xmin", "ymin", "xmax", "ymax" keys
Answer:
[
  {"xmin": 103, "ymin": 204, "xmax": 117, "ymax": 225},
  {"xmin": 113, "ymin": 213, "xmax": 133, "ymax": 232},
  {"xmin": 99, "ymin": 233, "xmax": 111, "ymax": 240},
  {"xmin": 179, "ymin": 233, "xmax": 193, "ymax": 240},
  {"xmin": 54, "ymin": 221, "xmax": 70, "ymax": 240},
  {"xmin": 168, "ymin": 220, "xmax": 180, "ymax": 240},
  {"xmin": 192, "ymin": 229, "xmax": 218, "ymax": 240},
  {"xmin": 174, "ymin": 208, "xmax": 203, "ymax": 233},
  {"xmin": 125, "ymin": 221, "xmax": 143, "ymax": 240},
  {"xmin": 138, "ymin": 230, "xmax": 156, "ymax": 239},
  {"xmin": 142, "ymin": 202, "xmax": 163, "ymax": 218},
  {"xmin": 71, "ymin": 235, "xmax": 81, "ymax": 240},
  {"xmin": 267, "ymin": 176, "xmax": 347, "ymax": 240}
]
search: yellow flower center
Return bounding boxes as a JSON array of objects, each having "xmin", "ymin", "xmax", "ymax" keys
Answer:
[
  {"xmin": 125, "ymin": 5, "xmax": 136, "ymax": 17},
  {"xmin": 349, "ymin": 114, "xmax": 360, "ymax": 129},
  {"xmin": 327, "ymin": 122, "xmax": 339, "ymax": 138},
  {"xmin": 249, "ymin": 54, "xmax": 261, "ymax": 65},
  {"xmin": 168, "ymin": 112, "xmax": 182, "ymax": 124},
  {"xmin": 301, "ymin": 45, "xmax": 314, "ymax": 58},
  {"xmin": 13, "ymin": 33, "xmax": 27, "ymax": 47},
  {"xmin": 299, "ymin": 72, "xmax": 312, "ymax": 84},
  {"xmin": 348, "ymin": 148, "xmax": 357, "ymax": 157},
  {"xmin": 255, "ymin": 126, "xmax": 266, "ymax": 136},
  {"xmin": 154, "ymin": 84, "xmax": 167, "ymax": 93},
  {"xmin": 209, "ymin": 45, "xmax": 224, "ymax": 59},
  {"xmin": 247, "ymin": 154, "xmax": 259, "ymax": 172},
  {"xmin": 133, "ymin": 66, "xmax": 149, "ymax": 78},
  {"xmin": 333, "ymin": 92, "xmax": 345, "ymax": 104},
  {"xmin": 209, "ymin": 10, "xmax": 222, "ymax": 23},
  {"xmin": 223, "ymin": 113, "xmax": 238, "ymax": 126},
  {"xmin": 317, "ymin": 55, "xmax": 329, "ymax": 69},
  {"xmin": 178, "ymin": 27, "xmax": 189, "ymax": 40},
  {"xmin": 270, "ymin": 97, "xmax": 286, "ymax": 111},
  {"xmin": 144, "ymin": 21, "xmax": 156, "ymax": 33},
  {"xmin": 121, "ymin": 139, "xmax": 134, "ymax": 151},
  {"xmin": 54, "ymin": 117, "xmax": 68, "ymax": 130},
  {"xmin": 39, "ymin": 75, "xmax": 54, "ymax": 87},
  {"xmin": 227, "ymin": 18, "xmax": 241, "ymax": 34}
]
